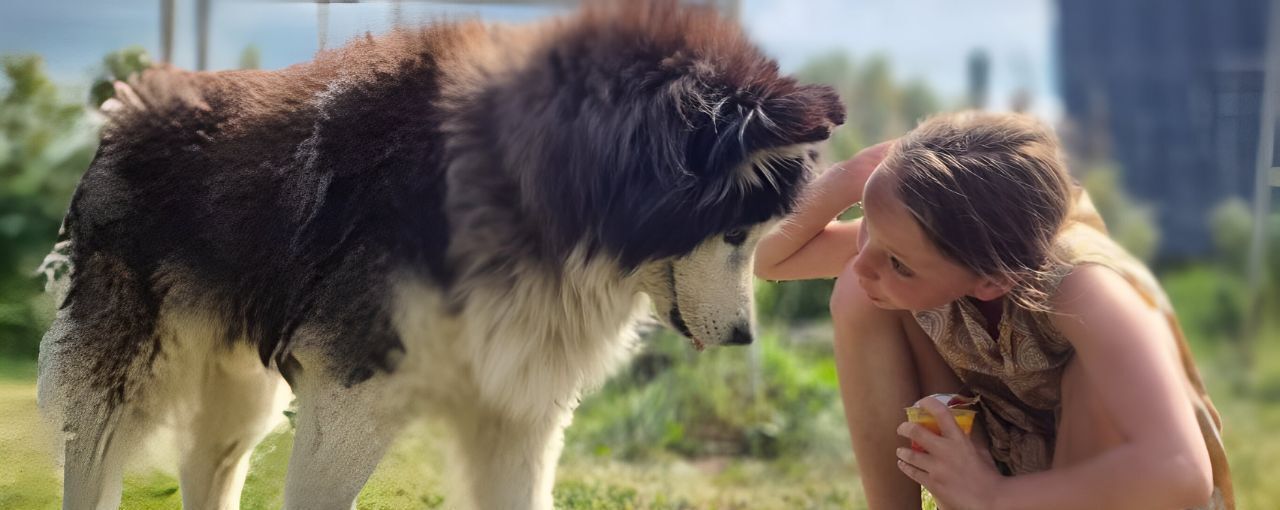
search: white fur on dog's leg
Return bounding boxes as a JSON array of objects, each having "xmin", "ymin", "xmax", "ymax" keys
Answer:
[
  {"xmin": 178, "ymin": 352, "xmax": 289, "ymax": 510},
  {"xmin": 41, "ymin": 312, "xmax": 148, "ymax": 510},
  {"xmin": 58, "ymin": 397, "xmax": 153, "ymax": 510},
  {"xmin": 451, "ymin": 407, "xmax": 571, "ymax": 510},
  {"xmin": 282, "ymin": 375, "xmax": 399, "ymax": 510},
  {"xmin": 61, "ymin": 413, "xmax": 131, "ymax": 510}
]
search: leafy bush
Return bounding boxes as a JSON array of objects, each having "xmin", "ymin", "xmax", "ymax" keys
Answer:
[
  {"xmin": 0, "ymin": 55, "xmax": 100, "ymax": 357},
  {"xmin": 566, "ymin": 329, "xmax": 848, "ymax": 463},
  {"xmin": 1079, "ymin": 164, "xmax": 1160, "ymax": 263},
  {"xmin": 89, "ymin": 46, "xmax": 151, "ymax": 107},
  {"xmin": 0, "ymin": 48, "xmax": 153, "ymax": 358},
  {"xmin": 1161, "ymin": 266, "xmax": 1247, "ymax": 353}
]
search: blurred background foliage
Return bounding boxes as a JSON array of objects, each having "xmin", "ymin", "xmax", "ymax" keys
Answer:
[
  {"xmin": 0, "ymin": 47, "xmax": 152, "ymax": 358},
  {"xmin": 0, "ymin": 55, "xmax": 97, "ymax": 358}
]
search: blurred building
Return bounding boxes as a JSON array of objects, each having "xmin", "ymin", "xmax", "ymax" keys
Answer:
[{"xmin": 1058, "ymin": 0, "xmax": 1275, "ymax": 259}]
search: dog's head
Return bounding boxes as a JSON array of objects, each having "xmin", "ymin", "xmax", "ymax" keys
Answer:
[{"xmin": 495, "ymin": 1, "xmax": 844, "ymax": 348}]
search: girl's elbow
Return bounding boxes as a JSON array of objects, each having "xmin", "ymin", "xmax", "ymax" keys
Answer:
[
  {"xmin": 1162, "ymin": 452, "xmax": 1215, "ymax": 508},
  {"xmin": 1179, "ymin": 464, "xmax": 1215, "ymax": 508}
]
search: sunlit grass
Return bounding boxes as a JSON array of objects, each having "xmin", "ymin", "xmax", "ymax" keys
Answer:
[
  {"xmin": 1, "ymin": 279, "xmax": 1273, "ymax": 509},
  {"xmin": 0, "ymin": 366, "xmax": 864, "ymax": 509},
  {"xmin": 3, "ymin": 335, "xmax": 1277, "ymax": 509}
]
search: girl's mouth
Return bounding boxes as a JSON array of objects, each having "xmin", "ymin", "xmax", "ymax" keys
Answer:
[{"xmin": 858, "ymin": 279, "xmax": 884, "ymax": 302}]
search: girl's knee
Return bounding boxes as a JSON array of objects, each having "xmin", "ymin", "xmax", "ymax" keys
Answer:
[
  {"xmin": 830, "ymin": 268, "xmax": 877, "ymax": 324},
  {"xmin": 830, "ymin": 272, "xmax": 906, "ymax": 361}
]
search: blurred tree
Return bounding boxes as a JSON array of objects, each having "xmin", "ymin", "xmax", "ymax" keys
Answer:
[
  {"xmin": 901, "ymin": 80, "xmax": 941, "ymax": 128},
  {"xmin": 1203, "ymin": 197, "xmax": 1279, "ymax": 387},
  {"xmin": 89, "ymin": 46, "xmax": 152, "ymax": 108},
  {"xmin": 0, "ymin": 55, "xmax": 100, "ymax": 357},
  {"xmin": 1210, "ymin": 197, "xmax": 1254, "ymax": 272},
  {"xmin": 966, "ymin": 49, "xmax": 990, "ymax": 109},
  {"xmin": 1079, "ymin": 163, "xmax": 1160, "ymax": 263},
  {"xmin": 1269, "ymin": 213, "xmax": 1280, "ymax": 301},
  {"xmin": 791, "ymin": 52, "xmax": 854, "ymax": 93},
  {"xmin": 850, "ymin": 57, "xmax": 900, "ymax": 145},
  {"xmin": 796, "ymin": 51, "xmax": 941, "ymax": 162},
  {"xmin": 239, "ymin": 45, "xmax": 262, "ymax": 70}
]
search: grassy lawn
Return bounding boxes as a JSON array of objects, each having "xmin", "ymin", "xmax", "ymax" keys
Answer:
[
  {"xmin": 7, "ymin": 350, "xmax": 1280, "ymax": 509},
  {"xmin": 2, "ymin": 293, "xmax": 1276, "ymax": 509},
  {"xmin": 0, "ymin": 361, "xmax": 863, "ymax": 509},
  {"xmin": 1209, "ymin": 339, "xmax": 1280, "ymax": 510}
]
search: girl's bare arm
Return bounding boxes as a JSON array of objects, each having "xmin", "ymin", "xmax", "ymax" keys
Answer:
[
  {"xmin": 753, "ymin": 140, "xmax": 892, "ymax": 281},
  {"xmin": 992, "ymin": 265, "xmax": 1214, "ymax": 510}
]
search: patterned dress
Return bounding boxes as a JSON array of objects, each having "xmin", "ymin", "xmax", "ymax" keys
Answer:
[{"xmin": 911, "ymin": 190, "xmax": 1234, "ymax": 509}]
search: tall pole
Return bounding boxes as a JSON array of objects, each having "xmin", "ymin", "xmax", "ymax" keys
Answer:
[
  {"xmin": 1245, "ymin": 0, "xmax": 1279, "ymax": 376},
  {"xmin": 160, "ymin": 0, "xmax": 175, "ymax": 64},
  {"xmin": 391, "ymin": 0, "xmax": 404, "ymax": 27},
  {"xmin": 196, "ymin": 0, "xmax": 211, "ymax": 70},
  {"xmin": 318, "ymin": 0, "xmax": 331, "ymax": 51}
]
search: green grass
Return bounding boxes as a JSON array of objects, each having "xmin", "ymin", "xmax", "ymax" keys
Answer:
[
  {"xmin": 0, "ymin": 356, "xmax": 38, "ymax": 381},
  {"xmin": 7, "ymin": 339, "xmax": 1278, "ymax": 509},
  {"xmin": 0, "ymin": 360, "xmax": 865, "ymax": 509},
  {"xmin": 6, "ymin": 337, "xmax": 1280, "ymax": 509},
  {"xmin": 2, "ymin": 275, "xmax": 1275, "ymax": 509},
  {"xmin": 1209, "ymin": 328, "xmax": 1280, "ymax": 510}
]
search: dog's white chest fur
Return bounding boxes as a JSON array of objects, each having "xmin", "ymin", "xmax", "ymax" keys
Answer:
[{"xmin": 388, "ymin": 264, "xmax": 651, "ymax": 424}]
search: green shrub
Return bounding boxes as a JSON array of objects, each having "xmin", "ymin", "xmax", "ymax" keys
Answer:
[
  {"xmin": 567, "ymin": 329, "xmax": 847, "ymax": 462},
  {"xmin": 0, "ymin": 55, "xmax": 100, "ymax": 357}
]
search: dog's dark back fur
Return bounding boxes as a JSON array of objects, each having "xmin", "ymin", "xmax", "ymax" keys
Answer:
[
  {"xmin": 59, "ymin": 1, "xmax": 842, "ymax": 389},
  {"xmin": 65, "ymin": 28, "xmax": 475, "ymax": 387}
]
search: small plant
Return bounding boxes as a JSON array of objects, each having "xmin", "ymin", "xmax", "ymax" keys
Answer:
[
  {"xmin": 554, "ymin": 480, "xmax": 641, "ymax": 510},
  {"xmin": 567, "ymin": 328, "xmax": 847, "ymax": 462}
]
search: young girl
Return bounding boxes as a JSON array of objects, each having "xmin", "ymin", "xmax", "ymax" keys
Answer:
[{"xmin": 755, "ymin": 112, "xmax": 1232, "ymax": 510}]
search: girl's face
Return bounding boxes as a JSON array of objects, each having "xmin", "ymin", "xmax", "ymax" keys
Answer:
[{"xmin": 850, "ymin": 169, "xmax": 1007, "ymax": 312}]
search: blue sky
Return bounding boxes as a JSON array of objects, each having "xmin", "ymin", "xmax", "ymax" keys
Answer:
[{"xmin": 0, "ymin": 0, "xmax": 1059, "ymax": 117}]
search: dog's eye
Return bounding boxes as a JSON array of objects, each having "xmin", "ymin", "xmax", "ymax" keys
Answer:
[{"xmin": 723, "ymin": 229, "xmax": 748, "ymax": 246}]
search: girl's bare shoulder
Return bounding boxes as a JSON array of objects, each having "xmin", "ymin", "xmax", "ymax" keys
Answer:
[{"xmin": 1046, "ymin": 263, "xmax": 1168, "ymax": 345}]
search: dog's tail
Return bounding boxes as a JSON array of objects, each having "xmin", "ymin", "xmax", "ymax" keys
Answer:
[{"xmin": 36, "ymin": 219, "xmax": 73, "ymax": 307}]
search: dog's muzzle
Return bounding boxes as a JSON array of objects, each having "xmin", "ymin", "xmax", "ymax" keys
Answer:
[{"xmin": 725, "ymin": 324, "xmax": 753, "ymax": 346}]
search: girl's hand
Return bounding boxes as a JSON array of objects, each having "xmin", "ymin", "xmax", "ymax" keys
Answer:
[
  {"xmin": 896, "ymin": 396, "xmax": 1005, "ymax": 510},
  {"xmin": 830, "ymin": 139, "xmax": 895, "ymax": 203},
  {"xmin": 753, "ymin": 138, "xmax": 897, "ymax": 281}
]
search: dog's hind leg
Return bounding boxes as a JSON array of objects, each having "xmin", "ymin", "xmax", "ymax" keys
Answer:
[
  {"xmin": 280, "ymin": 366, "xmax": 402, "ymax": 510},
  {"xmin": 175, "ymin": 338, "xmax": 289, "ymax": 510},
  {"xmin": 54, "ymin": 397, "xmax": 143, "ymax": 510},
  {"xmin": 39, "ymin": 316, "xmax": 144, "ymax": 510},
  {"xmin": 37, "ymin": 258, "xmax": 163, "ymax": 510}
]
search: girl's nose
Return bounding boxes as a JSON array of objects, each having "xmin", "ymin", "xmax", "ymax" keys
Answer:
[{"xmin": 851, "ymin": 250, "xmax": 877, "ymax": 282}]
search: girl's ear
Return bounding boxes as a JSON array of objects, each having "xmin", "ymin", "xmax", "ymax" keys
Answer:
[{"xmin": 971, "ymin": 275, "xmax": 1014, "ymax": 302}]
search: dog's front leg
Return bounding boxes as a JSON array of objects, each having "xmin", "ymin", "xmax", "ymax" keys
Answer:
[
  {"xmin": 449, "ymin": 404, "xmax": 572, "ymax": 510},
  {"xmin": 282, "ymin": 368, "xmax": 404, "ymax": 510}
]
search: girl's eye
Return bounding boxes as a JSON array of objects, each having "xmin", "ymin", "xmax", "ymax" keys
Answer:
[
  {"xmin": 724, "ymin": 229, "xmax": 748, "ymax": 246},
  {"xmin": 890, "ymin": 256, "xmax": 915, "ymax": 277}
]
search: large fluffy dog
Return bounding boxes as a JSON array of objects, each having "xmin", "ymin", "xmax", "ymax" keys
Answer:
[{"xmin": 37, "ymin": 2, "xmax": 843, "ymax": 508}]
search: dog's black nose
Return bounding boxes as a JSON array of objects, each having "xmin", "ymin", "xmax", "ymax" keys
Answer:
[{"xmin": 726, "ymin": 325, "xmax": 753, "ymax": 346}]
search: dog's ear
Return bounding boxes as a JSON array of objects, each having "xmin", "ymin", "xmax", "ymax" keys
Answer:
[
  {"xmin": 691, "ymin": 83, "xmax": 845, "ymax": 177},
  {"xmin": 744, "ymin": 84, "xmax": 846, "ymax": 149}
]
